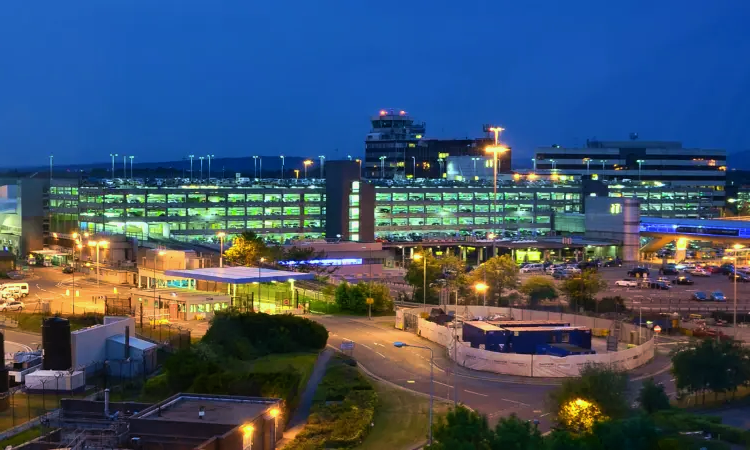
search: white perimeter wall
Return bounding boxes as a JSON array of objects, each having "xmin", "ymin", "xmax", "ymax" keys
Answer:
[
  {"xmin": 400, "ymin": 306, "xmax": 655, "ymax": 378},
  {"xmin": 71, "ymin": 316, "xmax": 136, "ymax": 369}
]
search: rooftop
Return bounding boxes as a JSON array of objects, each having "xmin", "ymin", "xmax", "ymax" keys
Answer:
[
  {"xmin": 164, "ymin": 266, "xmax": 315, "ymax": 284},
  {"xmin": 107, "ymin": 334, "xmax": 158, "ymax": 351},
  {"xmin": 136, "ymin": 395, "xmax": 279, "ymax": 425}
]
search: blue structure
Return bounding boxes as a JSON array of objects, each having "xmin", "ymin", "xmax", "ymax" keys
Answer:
[
  {"xmin": 536, "ymin": 343, "xmax": 596, "ymax": 357},
  {"xmin": 461, "ymin": 321, "xmax": 510, "ymax": 351},
  {"xmin": 506, "ymin": 326, "xmax": 592, "ymax": 355},
  {"xmin": 489, "ymin": 320, "xmax": 570, "ymax": 328}
]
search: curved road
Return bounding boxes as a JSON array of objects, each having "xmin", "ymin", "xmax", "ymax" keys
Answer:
[{"xmin": 313, "ymin": 315, "xmax": 676, "ymax": 431}]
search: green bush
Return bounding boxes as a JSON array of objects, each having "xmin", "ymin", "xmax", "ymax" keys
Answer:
[
  {"xmin": 288, "ymin": 357, "xmax": 377, "ymax": 449},
  {"xmin": 142, "ymin": 373, "xmax": 171, "ymax": 400},
  {"xmin": 202, "ymin": 311, "xmax": 328, "ymax": 359},
  {"xmin": 334, "ymin": 281, "xmax": 393, "ymax": 314}
]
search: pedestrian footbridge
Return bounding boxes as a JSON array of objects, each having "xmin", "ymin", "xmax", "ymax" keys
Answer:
[{"xmin": 640, "ymin": 217, "xmax": 750, "ymax": 255}]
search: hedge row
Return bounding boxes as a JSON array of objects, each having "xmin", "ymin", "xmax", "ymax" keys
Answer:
[
  {"xmin": 286, "ymin": 356, "xmax": 378, "ymax": 449},
  {"xmin": 653, "ymin": 410, "xmax": 750, "ymax": 446}
]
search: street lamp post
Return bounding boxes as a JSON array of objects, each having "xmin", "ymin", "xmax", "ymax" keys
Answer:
[
  {"xmin": 129, "ymin": 156, "xmax": 135, "ymax": 181},
  {"xmin": 413, "ymin": 254, "xmax": 427, "ymax": 306},
  {"xmin": 485, "ymin": 129, "xmax": 508, "ymax": 234},
  {"xmin": 207, "ymin": 154, "xmax": 214, "ymax": 180},
  {"xmin": 280, "ymin": 155, "xmax": 285, "ymax": 179},
  {"xmin": 153, "ymin": 250, "xmax": 167, "ymax": 324},
  {"xmin": 109, "ymin": 153, "xmax": 118, "ymax": 178},
  {"xmin": 199, "ymin": 156, "xmax": 205, "ymax": 180},
  {"xmin": 318, "ymin": 155, "xmax": 325, "ymax": 179},
  {"xmin": 303, "ymin": 160, "xmax": 312, "ymax": 179},
  {"xmin": 258, "ymin": 257, "xmax": 266, "ymax": 310},
  {"xmin": 259, "ymin": 157, "xmax": 263, "ymax": 179},
  {"xmin": 123, "ymin": 155, "xmax": 127, "ymax": 179},
  {"xmin": 583, "ymin": 157, "xmax": 591, "ymax": 175},
  {"xmin": 188, "ymin": 155, "xmax": 195, "ymax": 181},
  {"xmin": 637, "ymin": 160, "xmax": 645, "ymax": 180},
  {"xmin": 394, "ymin": 342, "xmax": 433, "ymax": 445},
  {"xmin": 218, "ymin": 232, "xmax": 226, "ymax": 268},
  {"xmin": 474, "ymin": 282, "xmax": 488, "ymax": 307},
  {"xmin": 412, "ymin": 156, "xmax": 416, "ymax": 178},
  {"xmin": 379, "ymin": 156, "xmax": 386, "ymax": 178},
  {"xmin": 253, "ymin": 156, "xmax": 258, "ymax": 179}
]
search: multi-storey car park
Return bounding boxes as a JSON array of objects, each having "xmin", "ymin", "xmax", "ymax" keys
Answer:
[{"xmin": 49, "ymin": 172, "xmax": 587, "ymax": 245}]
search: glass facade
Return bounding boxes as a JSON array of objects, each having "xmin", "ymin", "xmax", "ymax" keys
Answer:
[{"xmin": 605, "ymin": 181, "xmax": 724, "ymax": 219}]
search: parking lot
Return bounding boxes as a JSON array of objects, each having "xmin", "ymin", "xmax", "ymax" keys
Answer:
[{"xmin": 521, "ymin": 265, "xmax": 750, "ymax": 315}]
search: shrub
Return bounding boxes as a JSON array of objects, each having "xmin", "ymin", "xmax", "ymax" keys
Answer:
[
  {"xmin": 202, "ymin": 311, "xmax": 328, "ymax": 358},
  {"xmin": 653, "ymin": 410, "xmax": 750, "ymax": 446},
  {"xmin": 142, "ymin": 373, "xmax": 171, "ymax": 400}
]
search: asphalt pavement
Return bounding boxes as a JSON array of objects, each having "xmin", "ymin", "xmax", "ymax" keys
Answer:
[{"xmin": 312, "ymin": 315, "xmax": 676, "ymax": 431}]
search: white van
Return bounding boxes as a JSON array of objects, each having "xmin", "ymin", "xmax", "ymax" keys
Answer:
[
  {"xmin": 520, "ymin": 263, "xmax": 545, "ymax": 274},
  {"xmin": 0, "ymin": 283, "xmax": 29, "ymax": 297}
]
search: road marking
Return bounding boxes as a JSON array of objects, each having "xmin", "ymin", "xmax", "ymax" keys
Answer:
[
  {"xmin": 464, "ymin": 390, "xmax": 488, "ymax": 397},
  {"xmin": 361, "ymin": 344, "xmax": 373, "ymax": 350},
  {"xmin": 407, "ymin": 380, "xmax": 415, "ymax": 384},
  {"xmin": 376, "ymin": 351, "xmax": 386, "ymax": 358},
  {"xmin": 434, "ymin": 380, "xmax": 452, "ymax": 388},
  {"xmin": 502, "ymin": 398, "xmax": 531, "ymax": 407},
  {"xmin": 540, "ymin": 412, "xmax": 551, "ymax": 417},
  {"xmin": 533, "ymin": 410, "xmax": 542, "ymax": 414},
  {"xmin": 670, "ymin": 378, "xmax": 676, "ymax": 382}
]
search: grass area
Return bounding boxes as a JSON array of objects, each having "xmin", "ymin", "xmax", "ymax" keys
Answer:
[
  {"xmin": 8, "ymin": 312, "xmax": 103, "ymax": 334},
  {"xmin": 0, "ymin": 390, "xmax": 92, "ymax": 432},
  {"xmin": 357, "ymin": 381, "xmax": 450, "ymax": 450},
  {"xmin": 246, "ymin": 352, "xmax": 318, "ymax": 392},
  {"xmin": 286, "ymin": 354, "xmax": 377, "ymax": 449},
  {"xmin": 0, "ymin": 427, "xmax": 44, "ymax": 448}
]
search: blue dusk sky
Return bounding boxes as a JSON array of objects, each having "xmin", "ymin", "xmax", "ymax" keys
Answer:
[{"xmin": 0, "ymin": 1, "xmax": 749, "ymax": 167}]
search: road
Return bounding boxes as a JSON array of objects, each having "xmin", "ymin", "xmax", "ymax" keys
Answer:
[{"xmin": 313, "ymin": 315, "xmax": 676, "ymax": 431}]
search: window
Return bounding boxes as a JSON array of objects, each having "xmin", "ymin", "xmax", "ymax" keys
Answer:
[
  {"xmin": 228, "ymin": 193, "xmax": 245, "ymax": 203},
  {"xmin": 349, "ymin": 194, "xmax": 360, "ymax": 206},
  {"xmin": 283, "ymin": 193, "xmax": 301, "ymax": 203},
  {"xmin": 349, "ymin": 207, "xmax": 360, "ymax": 219},
  {"xmin": 610, "ymin": 203, "xmax": 622, "ymax": 214},
  {"xmin": 375, "ymin": 193, "xmax": 391, "ymax": 202},
  {"xmin": 188, "ymin": 193, "xmax": 206, "ymax": 203}
]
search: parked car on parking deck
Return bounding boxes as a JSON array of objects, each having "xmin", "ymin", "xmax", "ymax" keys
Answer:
[
  {"xmin": 627, "ymin": 267, "xmax": 650, "ymax": 278},
  {"xmin": 689, "ymin": 268, "xmax": 711, "ymax": 277},
  {"xmin": 711, "ymin": 291, "xmax": 726, "ymax": 302}
]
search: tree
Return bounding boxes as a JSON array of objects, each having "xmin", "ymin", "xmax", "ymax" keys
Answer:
[
  {"xmin": 637, "ymin": 378, "xmax": 670, "ymax": 414},
  {"xmin": 334, "ymin": 281, "xmax": 393, "ymax": 314},
  {"xmin": 405, "ymin": 248, "xmax": 467, "ymax": 304},
  {"xmin": 223, "ymin": 231, "xmax": 269, "ymax": 266},
  {"xmin": 427, "ymin": 405, "xmax": 493, "ymax": 450},
  {"xmin": 550, "ymin": 363, "xmax": 630, "ymax": 428},
  {"xmin": 559, "ymin": 270, "xmax": 607, "ymax": 312},
  {"xmin": 672, "ymin": 338, "xmax": 750, "ymax": 404},
  {"xmin": 489, "ymin": 413, "xmax": 544, "ymax": 449},
  {"xmin": 596, "ymin": 296, "xmax": 626, "ymax": 314},
  {"xmin": 470, "ymin": 254, "xmax": 519, "ymax": 306},
  {"xmin": 519, "ymin": 276, "xmax": 558, "ymax": 308}
]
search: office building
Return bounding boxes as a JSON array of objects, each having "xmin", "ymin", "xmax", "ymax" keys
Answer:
[
  {"xmin": 534, "ymin": 139, "xmax": 726, "ymax": 218},
  {"xmin": 0, "ymin": 176, "xmax": 49, "ymax": 256}
]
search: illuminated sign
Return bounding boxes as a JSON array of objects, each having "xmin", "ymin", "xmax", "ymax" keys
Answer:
[{"xmin": 280, "ymin": 258, "xmax": 363, "ymax": 267}]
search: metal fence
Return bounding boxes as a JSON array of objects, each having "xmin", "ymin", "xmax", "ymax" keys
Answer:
[{"xmin": 134, "ymin": 323, "xmax": 191, "ymax": 352}]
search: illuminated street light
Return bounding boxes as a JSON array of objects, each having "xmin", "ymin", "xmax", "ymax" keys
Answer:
[
  {"xmin": 485, "ymin": 142, "xmax": 509, "ymax": 231},
  {"xmin": 583, "ymin": 157, "xmax": 591, "ymax": 175},
  {"xmin": 280, "ymin": 155, "xmax": 285, "ymax": 180},
  {"xmin": 303, "ymin": 160, "xmax": 313, "ymax": 179},
  {"xmin": 87, "ymin": 240, "xmax": 109, "ymax": 286}
]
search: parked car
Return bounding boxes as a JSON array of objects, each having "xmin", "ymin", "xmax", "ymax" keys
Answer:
[
  {"xmin": 603, "ymin": 259, "xmax": 622, "ymax": 267},
  {"xmin": 729, "ymin": 272, "xmax": 750, "ymax": 282},
  {"xmin": 520, "ymin": 263, "xmax": 545, "ymax": 274},
  {"xmin": 615, "ymin": 279, "xmax": 639, "ymax": 287},
  {"xmin": 692, "ymin": 291, "xmax": 708, "ymax": 301},
  {"xmin": 706, "ymin": 265, "xmax": 722, "ymax": 274},
  {"xmin": 672, "ymin": 276, "xmax": 694, "ymax": 285},
  {"xmin": 711, "ymin": 291, "xmax": 726, "ymax": 302},
  {"xmin": 0, "ymin": 300, "xmax": 24, "ymax": 312},
  {"xmin": 718, "ymin": 263, "xmax": 735, "ymax": 275},
  {"xmin": 659, "ymin": 266, "xmax": 679, "ymax": 276},
  {"xmin": 627, "ymin": 267, "xmax": 650, "ymax": 278},
  {"xmin": 689, "ymin": 268, "xmax": 711, "ymax": 277}
]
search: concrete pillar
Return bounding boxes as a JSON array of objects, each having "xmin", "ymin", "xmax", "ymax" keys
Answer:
[
  {"xmin": 409, "ymin": 247, "xmax": 414, "ymax": 258},
  {"xmin": 477, "ymin": 247, "xmax": 483, "ymax": 265},
  {"xmin": 461, "ymin": 246, "xmax": 467, "ymax": 261}
]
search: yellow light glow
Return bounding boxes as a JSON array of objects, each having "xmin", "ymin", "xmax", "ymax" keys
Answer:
[
  {"xmin": 484, "ymin": 145, "xmax": 509, "ymax": 155},
  {"xmin": 76, "ymin": 244, "xmax": 83, "ymax": 249},
  {"xmin": 513, "ymin": 173, "xmax": 521, "ymax": 180},
  {"xmin": 413, "ymin": 254, "xmax": 423, "ymax": 261},
  {"xmin": 559, "ymin": 398, "xmax": 607, "ymax": 433},
  {"xmin": 379, "ymin": 110, "xmax": 386, "ymax": 116},
  {"xmin": 551, "ymin": 173, "xmax": 559, "ymax": 181},
  {"xmin": 99, "ymin": 240, "xmax": 108, "ymax": 247},
  {"xmin": 260, "ymin": 257, "xmax": 266, "ymax": 263},
  {"xmin": 83, "ymin": 232, "xmax": 89, "ymax": 238},
  {"xmin": 487, "ymin": 233, "xmax": 495, "ymax": 240},
  {"xmin": 270, "ymin": 408, "xmax": 280, "ymax": 418},
  {"xmin": 241, "ymin": 424, "xmax": 254, "ymax": 435},
  {"xmin": 304, "ymin": 160, "xmax": 313, "ymax": 166},
  {"xmin": 71, "ymin": 232, "xmax": 78, "ymax": 239},
  {"xmin": 87, "ymin": 241, "xmax": 95, "ymax": 247},
  {"xmin": 474, "ymin": 282, "xmax": 488, "ymax": 292},
  {"xmin": 676, "ymin": 237, "xmax": 688, "ymax": 251},
  {"xmin": 52, "ymin": 233, "xmax": 58, "ymax": 239},
  {"xmin": 734, "ymin": 244, "xmax": 744, "ymax": 250},
  {"xmin": 528, "ymin": 173, "xmax": 538, "ymax": 180},
  {"xmin": 217, "ymin": 232, "xmax": 226, "ymax": 238},
  {"xmin": 158, "ymin": 250, "xmax": 167, "ymax": 256}
]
